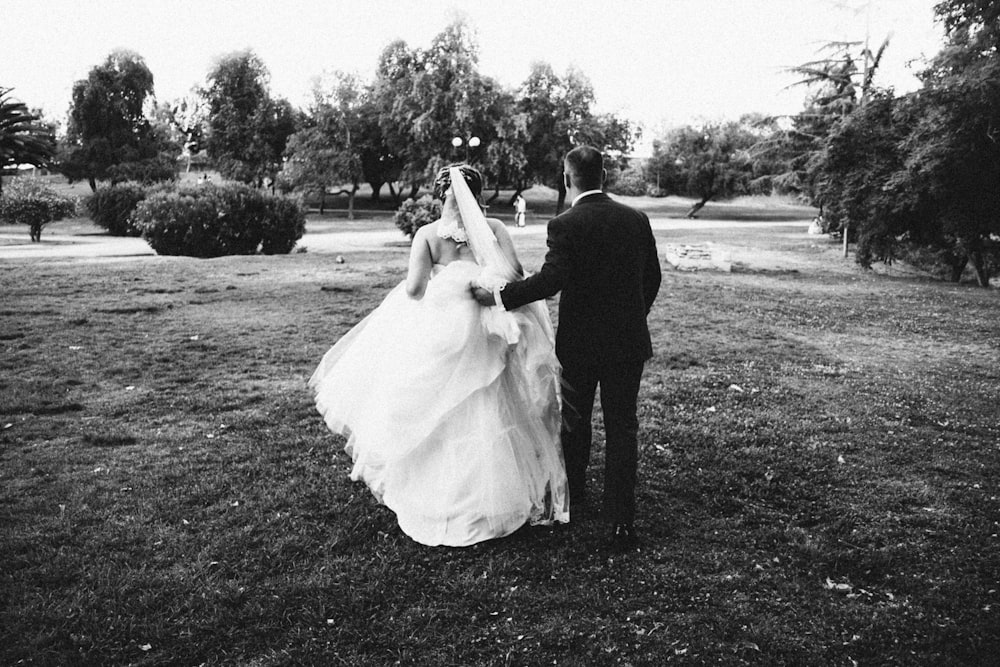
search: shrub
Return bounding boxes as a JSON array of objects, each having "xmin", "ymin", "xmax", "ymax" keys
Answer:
[
  {"xmin": 85, "ymin": 182, "xmax": 148, "ymax": 236},
  {"xmin": 0, "ymin": 178, "xmax": 77, "ymax": 242},
  {"xmin": 895, "ymin": 237, "xmax": 1000, "ymax": 284},
  {"xmin": 260, "ymin": 196, "xmax": 306, "ymax": 254},
  {"xmin": 607, "ymin": 165, "xmax": 648, "ymax": 196},
  {"xmin": 394, "ymin": 195, "xmax": 441, "ymax": 239},
  {"xmin": 134, "ymin": 183, "xmax": 305, "ymax": 257}
]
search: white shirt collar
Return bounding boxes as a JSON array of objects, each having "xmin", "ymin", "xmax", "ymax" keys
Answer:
[{"xmin": 572, "ymin": 189, "xmax": 603, "ymax": 207}]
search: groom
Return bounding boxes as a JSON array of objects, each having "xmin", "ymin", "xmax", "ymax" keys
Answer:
[{"xmin": 472, "ymin": 145, "xmax": 661, "ymax": 550}]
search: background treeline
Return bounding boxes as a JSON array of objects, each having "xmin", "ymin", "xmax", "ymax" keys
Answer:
[
  {"xmin": 2, "ymin": 3, "xmax": 998, "ymax": 282},
  {"xmin": 6, "ymin": 20, "xmax": 635, "ymax": 215}
]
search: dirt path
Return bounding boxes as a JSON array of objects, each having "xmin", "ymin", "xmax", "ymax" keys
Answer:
[{"xmin": 0, "ymin": 218, "xmax": 813, "ymax": 267}]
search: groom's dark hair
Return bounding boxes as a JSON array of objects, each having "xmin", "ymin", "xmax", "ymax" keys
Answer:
[{"xmin": 564, "ymin": 146, "xmax": 604, "ymax": 191}]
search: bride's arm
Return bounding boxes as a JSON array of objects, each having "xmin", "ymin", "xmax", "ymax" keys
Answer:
[
  {"xmin": 488, "ymin": 218, "xmax": 524, "ymax": 277},
  {"xmin": 405, "ymin": 225, "xmax": 434, "ymax": 299}
]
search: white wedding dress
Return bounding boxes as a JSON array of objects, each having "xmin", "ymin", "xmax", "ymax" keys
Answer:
[{"xmin": 309, "ymin": 170, "xmax": 569, "ymax": 547}]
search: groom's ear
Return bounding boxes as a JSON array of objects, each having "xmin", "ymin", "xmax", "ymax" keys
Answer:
[{"xmin": 601, "ymin": 168, "xmax": 607, "ymax": 185}]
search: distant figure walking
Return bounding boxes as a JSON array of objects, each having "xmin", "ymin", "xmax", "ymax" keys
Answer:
[{"xmin": 514, "ymin": 194, "xmax": 527, "ymax": 227}]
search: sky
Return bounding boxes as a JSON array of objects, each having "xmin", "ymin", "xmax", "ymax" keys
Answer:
[{"xmin": 3, "ymin": 0, "xmax": 946, "ymax": 152}]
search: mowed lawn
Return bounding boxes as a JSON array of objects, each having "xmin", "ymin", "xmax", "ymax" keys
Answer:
[{"xmin": 1, "ymin": 217, "xmax": 998, "ymax": 666}]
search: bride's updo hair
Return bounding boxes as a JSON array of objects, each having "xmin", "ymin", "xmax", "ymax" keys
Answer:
[{"xmin": 433, "ymin": 164, "xmax": 483, "ymax": 202}]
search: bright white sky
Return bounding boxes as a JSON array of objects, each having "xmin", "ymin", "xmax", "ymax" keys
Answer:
[{"xmin": 3, "ymin": 0, "xmax": 945, "ymax": 151}]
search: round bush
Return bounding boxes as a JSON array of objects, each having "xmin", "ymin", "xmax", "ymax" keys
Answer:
[
  {"xmin": 85, "ymin": 182, "xmax": 148, "ymax": 236},
  {"xmin": 134, "ymin": 183, "xmax": 305, "ymax": 257},
  {"xmin": 394, "ymin": 195, "xmax": 441, "ymax": 239}
]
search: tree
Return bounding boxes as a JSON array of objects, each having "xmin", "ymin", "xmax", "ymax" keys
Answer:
[
  {"xmin": 369, "ymin": 20, "xmax": 503, "ymax": 202},
  {"xmin": 814, "ymin": 92, "xmax": 913, "ymax": 266},
  {"xmin": 0, "ymin": 178, "xmax": 76, "ymax": 242},
  {"xmin": 156, "ymin": 92, "xmax": 209, "ymax": 173},
  {"xmin": 812, "ymin": 0, "xmax": 1000, "ymax": 286},
  {"xmin": 893, "ymin": 0, "xmax": 1000, "ymax": 285},
  {"xmin": 282, "ymin": 72, "xmax": 366, "ymax": 217},
  {"xmin": 0, "ymin": 88, "xmax": 56, "ymax": 196},
  {"xmin": 518, "ymin": 62, "xmax": 577, "ymax": 211},
  {"xmin": 355, "ymin": 97, "xmax": 397, "ymax": 202},
  {"xmin": 933, "ymin": 0, "xmax": 1000, "ymax": 53},
  {"xmin": 648, "ymin": 121, "xmax": 757, "ymax": 217},
  {"xmin": 61, "ymin": 50, "xmax": 174, "ymax": 190},
  {"xmin": 369, "ymin": 39, "xmax": 424, "ymax": 203},
  {"xmin": 203, "ymin": 50, "xmax": 297, "ymax": 186},
  {"xmin": 479, "ymin": 91, "xmax": 530, "ymax": 203},
  {"xmin": 518, "ymin": 63, "xmax": 635, "ymax": 212},
  {"xmin": 751, "ymin": 38, "xmax": 891, "ymax": 211},
  {"xmin": 368, "ymin": 20, "xmax": 559, "ymax": 205}
]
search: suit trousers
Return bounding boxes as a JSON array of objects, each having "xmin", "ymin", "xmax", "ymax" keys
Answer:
[{"xmin": 560, "ymin": 356, "xmax": 645, "ymax": 524}]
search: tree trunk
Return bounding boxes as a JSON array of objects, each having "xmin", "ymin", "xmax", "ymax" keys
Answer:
[
  {"xmin": 408, "ymin": 183, "xmax": 419, "ymax": 200},
  {"xmin": 842, "ymin": 221, "xmax": 849, "ymax": 258},
  {"xmin": 949, "ymin": 255, "xmax": 967, "ymax": 283},
  {"xmin": 388, "ymin": 181, "xmax": 400, "ymax": 205},
  {"xmin": 88, "ymin": 177, "xmax": 97, "ymax": 192},
  {"xmin": 969, "ymin": 248, "xmax": 991, "ymax": 287},
  {"xmin": 686, "ymin": 196, "xmax": 710, "ymax": 219},
  {"xmin": 369, "ymin": 181, "xmax": 382, "ymax": 202},
  {"xmin": 487, "ymin": 182, "xmax": 500, "ymax": 204},
  {"xmin": 318, "ymin": 188, "xmax": 326, "ymax": 215},
  {"xmin": 347, "ymin": 182, "xmax": 358, "ymax": 221},
  {"xmin": 508, "ymin": 184, "xmax": 524, "ymax": 207}
]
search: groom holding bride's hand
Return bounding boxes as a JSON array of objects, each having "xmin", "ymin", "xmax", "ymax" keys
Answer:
[{"xmin": 472, "ymin": 146, "xmax": 661, "ymax": 550}]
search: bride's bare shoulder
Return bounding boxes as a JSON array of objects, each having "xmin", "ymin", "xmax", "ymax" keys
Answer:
[{"xmin": 414, "ymin": 220, "xmax": 440, "ymax": 238}]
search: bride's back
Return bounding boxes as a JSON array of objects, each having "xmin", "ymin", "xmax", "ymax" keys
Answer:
[{"xmin": 427, "ymin": 218, "xmax": 503, "ymax": 266}]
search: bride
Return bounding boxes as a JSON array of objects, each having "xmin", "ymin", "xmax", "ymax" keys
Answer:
[{"xmin": 309, "ymin": 164, "xmax": 569, "ymax": 547}]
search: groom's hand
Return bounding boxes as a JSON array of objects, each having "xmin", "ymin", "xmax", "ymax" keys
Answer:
[{"xmin": 470, "ymin": 284, "xmax": 496, "ymax": 306}]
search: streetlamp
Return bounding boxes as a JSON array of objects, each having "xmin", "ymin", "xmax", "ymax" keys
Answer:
[{"xmin": 452, "ymin": 135, "xmax": 481, "ymax": 163}]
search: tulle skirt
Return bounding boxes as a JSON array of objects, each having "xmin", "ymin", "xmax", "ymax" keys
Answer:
[{"xmin": 309, "ymin": 260, "xmax": 569, "ymax": 546}]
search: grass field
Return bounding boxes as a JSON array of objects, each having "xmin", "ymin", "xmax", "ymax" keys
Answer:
[{"xmin": 1, "ymin": 210, "xmax": 999, "ymax": 665}]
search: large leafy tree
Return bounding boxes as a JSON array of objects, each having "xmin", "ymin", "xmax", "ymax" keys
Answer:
[
  {"xmin": 814, "ymin": 0, "xmax": 1000, "ymax": 286},
  {"xmin": 0, "ymin": 88, "xmax": 56, "ymax": 196},
  {"xmin": 518, "ymin": 63, "xmax": 635, "ymax": 212},
  {"xmin": 369, "ymin": 20, "xmax": 502, "ymax": 201},
  {"xmin": 203, "ymin": 50, "xmax": 297, "ymax": 186},
  {"xmin": 647, "ymin": 119, "xmax": 758, "ymax": 217},
  {"xmin": 479, "ymin": 90, "xmax": 530, "ymax": 204},
  {"xmin": 282, "ymin": 72, "xmax": 366, "ymax": 217},
  {"xmin": 61, "ymin": 50, "xmax": 175, "ymax": 190},
  {"xmin": 815, "ymin": 92, "xmax": 914, "ymax": 266},
  {"xmin": 369, "ymin": 39, "xmax": 424, "ymax": 201},
  {"xmin": 752, "ymin": 38, "xmax": 890, "ymax": 207}
]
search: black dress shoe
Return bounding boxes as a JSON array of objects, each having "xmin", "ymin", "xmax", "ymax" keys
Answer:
[{"xmin": 609, "ymin": 523, "xmax": 639, "ymax": 551}]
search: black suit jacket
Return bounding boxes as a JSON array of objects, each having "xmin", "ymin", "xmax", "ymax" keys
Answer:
[{"xmin": 499, "ymin": 192, "xmax": 661, "ymax": 366}]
